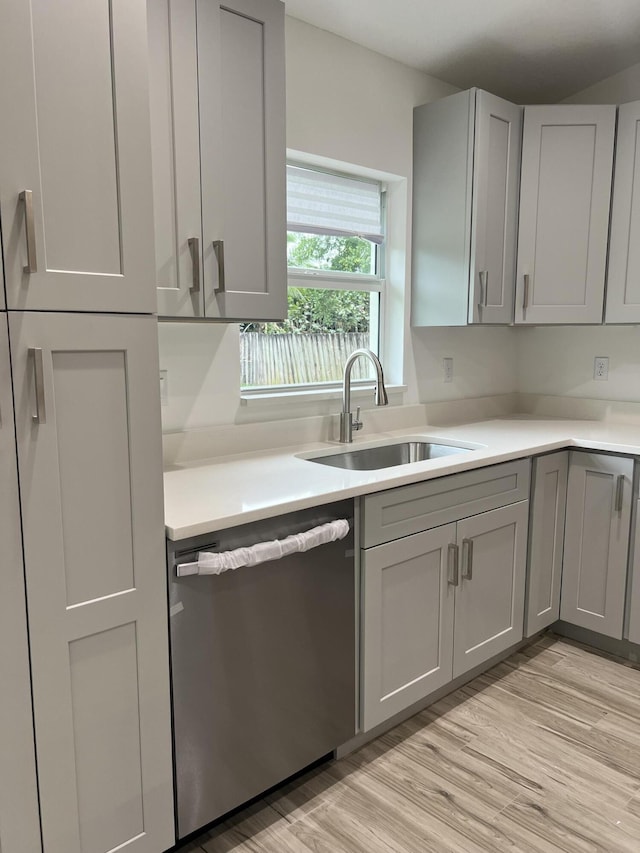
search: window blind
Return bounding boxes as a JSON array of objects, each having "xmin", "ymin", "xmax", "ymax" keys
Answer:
[{"xmin": 287, "ymin": 165, "xmax": 384, "ymax": 244}]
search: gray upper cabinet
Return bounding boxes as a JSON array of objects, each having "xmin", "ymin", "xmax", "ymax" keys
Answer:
[
  {"xmin": 412, "ymin": 88, "xmax": 522, "ymax": 326},
  {"xmin": 148, "ymin": 0, "xmax": 203, "ymax": 318},
  {"xmin": 0, "ymin": 318, "xmax": 41, "ymax": 853},
  {"xmin": 525, "ymin": 452, "xmax": 568, "ymax": 637},
  {"xmin": 148, "ymin": 0, "xmax": 287, "ymax": 322},
  {"xmin": 561, "ymin": 452, "xmax": 633, "ymax": 639},
  {"xmin": 9, "ymin": 312, "xmax": 175, "ymax": 853},
  {"xmin": 515, "ymin": 105, "xmax": 616, "ymax": 325},
  {"xmin": 0, "ymin": 0, "xmax": 156, "ymax": 314},
  {"xmin": 605, "ymin": 100, "xmax": 640, "ymax": 324}
]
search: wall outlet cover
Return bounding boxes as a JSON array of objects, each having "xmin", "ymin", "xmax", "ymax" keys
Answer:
[{"xmin": 593, "ymin": 356, "xmax": 609, "ymax": 381}]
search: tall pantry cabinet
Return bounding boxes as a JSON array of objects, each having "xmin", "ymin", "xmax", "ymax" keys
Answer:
[
  {"xmin": 0, "ymin": 2, "xmax": 174, "ymax": 853},
  {"xmin": 0, "ymin": 309, "xmax": 41, "ymax": 853}
]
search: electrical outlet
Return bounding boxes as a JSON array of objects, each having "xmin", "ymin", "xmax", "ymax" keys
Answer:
[
  {"xmin": 593, "ymin": 357, "xmax": 609, "ymax": 381},
  {"xmin": 443, "ymin": 357, "xmax": 454, "ymax": 383},
  {"xmin": 159, "ymin": 369, "xmax": 169, "ymax": 404}
]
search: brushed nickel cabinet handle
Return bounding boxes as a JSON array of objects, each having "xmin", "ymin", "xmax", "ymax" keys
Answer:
[
  {"xmin": 461, "ymin": 538, "xmax": 473, "ymax": 580},
  {"xmin": 212, "ymin": 240, "xmax": 225, "ymax": 293},
  {"xmin": 20, "ymin": 190, "xmax": 38, "ymax": 273},
  {"xmin": 523, "ymin": 274, "xmax": 530, "ymax": 312},
  {"xmin": 478, "ymin": 270, "xmax": 488, "ymax": 309},
  {"xmin": 447, "ymin": 543, "xmax": 459, "ymax": 587},
  {"xmin": 188, "ymin": 237, "xmax": 200, "ymax": 293},
  {"xmin": 29, "ymin": 347, "xmax": 46, "ymax": 424},
  {"xmin": 615, "ymin": 475, "xmax": 624, "ymax": 513}
]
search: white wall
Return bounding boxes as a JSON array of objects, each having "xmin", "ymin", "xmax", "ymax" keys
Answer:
[
  {"xmin": 518, "ymin": 326, "xmax": 640, "ymax": 401},
  {"xmin": 563, "ymin": 61, "xmax": 640, "ymax": 105},
  {"xmin": 518, "ymin": 64, "xmax": 640, "ymax": 404},
  {"xmin": 159, "ymin": 18, "xmax": 518, "ymax": 433},
  {"xmin": 413, "ymin": 327, "xmax": 518, "ymax": 402}
]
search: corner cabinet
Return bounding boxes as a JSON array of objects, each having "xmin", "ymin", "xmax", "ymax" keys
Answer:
[
  {"xmin": 0, "ymin": 317, "xmax": 41, "ymax": 853},
  {"xmin": 515, "ymin": 105, "xmax": 615, "ymax": 325},
  {"xmin": 412, "ymin": 88, "xmax": 522, "ymax": 326},
  {"xmin": 560, "ymin": 452, "xmax": 633, "ymax": 639},
  {"xmin": 148, "ymin": 0, "xmax": 287, "ymax": 322},
  {"xmin": 360, "ymin": 460, "xmax": 530, "ymax": 731},
  {"xmin": 9, "ymin": 313, "xmax": 175, "ymax": 853},
  {"xmin": 525, "ymin": 452, "xmax": 568, "ymax": 637},
  {"xmin": 605, "ymin": 100, "xmax": 640, "ymax": 323},
  {"xmin": 0, "ymin": 0, "xmax": 156, "ymax": 314}
]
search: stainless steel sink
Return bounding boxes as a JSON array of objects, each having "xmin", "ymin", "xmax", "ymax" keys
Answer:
[{"xmin": 308, "ymin": 440, "xmax": 472, "ymax": 471}]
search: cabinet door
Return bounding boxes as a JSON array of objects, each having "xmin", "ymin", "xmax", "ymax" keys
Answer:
[
  {"xmin": 469, "ymin": 91, "xmax": 522, "ymax": 325},
  {"xmin": 0, "ymin": 317, "xmax": 41, "ymax": 853},
  {"xmin": 9, "ymin": 313, "xmax": 174, "ymax": 853},
  {"xmin": 411, "ymin": 89, "xmax": 474, "ymax": 327},
  {"xmin": 148, "ymin": 0, "xmax": 204, "ymax": 318},
  {"xmin": 361, "ymin": 524, "xmax": 456, "ymax": 732},
  {"xmin": 198, "ymin": 0, "xmax": 286, "ymax": 321},
  {"xmin": 0, "ymin": 0, "xmax": 156, "ymax": 313},
  {"xmin": 0, "ymin": 248, "xmax": 5, "ymax": 311},
  {"xmin": 514, "ymin": 105, "xmax": 615, "ymax": 325},
  {"xmin": 525, "ymin": 452, "xmax": 568, "ymax": 637},
  {"xmin": 561, "ymin": 452, "xmax": 633, "ymax": 639},
  {"xmin": 453, "ymin": 501, "xmax": 528, "ymax": 678},
  {"xmin": 627, "ymin": 501, "xmax": 640, "ymax": 645},
  {"xmin": 605, "ymin": 100, "xmax": 640, "ymax": 323}
]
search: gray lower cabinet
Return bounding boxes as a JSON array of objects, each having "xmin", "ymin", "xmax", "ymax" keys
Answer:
[
  {"xmin": 0, "ymin": 317, "xmax": 41, "ymax": 853},
  {"xmin": 525, "ymin": 451, "xmax": 569, "ymax": 637},
  {"xmin": 361, "ymin": 497, "xmax": 528, "ymax": 731},
  {"xmin": 361, "ymin": 523, "xmax": 456, "ymax": 731},
  {"xmin": 627, "ymin": 500, "xmax": 640, "ymax": 645},
  {"xmin": 560, "ymin": 451, "xmax": 633, "ymax": 639},
  {"xmin": 9, "ymin": 312, "xmax": 175, "ymax": 853},
  {"xmin": 452, "ymin": 501, "xmax": 528, "ymax": 678}
]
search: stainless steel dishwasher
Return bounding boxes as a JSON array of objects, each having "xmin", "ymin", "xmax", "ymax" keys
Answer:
[{"xmin": 166, "ymin": 499, "xmax": 356, "ymax": 841}]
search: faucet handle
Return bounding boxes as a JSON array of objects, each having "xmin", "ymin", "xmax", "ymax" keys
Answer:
[{"xmin": 352, "ymin": 406, "xmax": 363, "ymax": 432}]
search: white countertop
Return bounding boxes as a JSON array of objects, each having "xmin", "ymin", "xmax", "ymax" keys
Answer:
[{"xmin": 163, "ymin": 416, "xmax": 640, "ymax": 540}]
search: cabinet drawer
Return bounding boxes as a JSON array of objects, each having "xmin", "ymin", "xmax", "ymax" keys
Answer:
[{"xmin": 362, "ymin": 459, "xmax": 530, "ymax": 548}]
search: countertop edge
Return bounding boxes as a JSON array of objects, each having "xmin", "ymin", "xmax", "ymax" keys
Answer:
[{"xmin": 164, "ymin": 419, "xmax": 640, "ymax": 540}]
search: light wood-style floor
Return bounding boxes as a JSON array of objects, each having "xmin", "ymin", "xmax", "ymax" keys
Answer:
[{"xmin": 177, "ymin": 635, "xmax": 640, "ymax": 852}]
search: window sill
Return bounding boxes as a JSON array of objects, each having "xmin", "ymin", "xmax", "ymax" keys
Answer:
[{"xmin": 240, "ymin": 383, "xmax": 407, "ymax": 406}]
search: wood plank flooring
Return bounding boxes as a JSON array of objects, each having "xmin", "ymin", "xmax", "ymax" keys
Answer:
[{"xmin": 176, "ymin": 635, "xmax": 640, "ymax": 852}]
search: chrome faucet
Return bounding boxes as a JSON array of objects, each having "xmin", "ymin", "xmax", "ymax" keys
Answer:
[{"xmin": 339, "ymin": 349, "xmax": 389, "ymax": 443}]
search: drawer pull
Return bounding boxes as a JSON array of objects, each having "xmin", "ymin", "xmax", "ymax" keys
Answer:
[
  {"xmin": 29, "ymin": 347, "xmax": 46, "ymax": 424},
  {"xmin": 615, "ymin": 475, "xmax": 624, "ymax": 513},
  {"xmin": 461, "ymin": 538, "xmax": 473, "ymax": 581},
  {"xmin": 188, "ymin": 237, "xmax": 200, "ymax": 293},
  {"xmin": 447, "ymin": 543, "xmax": 459, "ymax": 587},
  {"xmin": 213, "ymin": 240, "xmax": 225, "ymax": 293},
  {"xmin": 523, "ymin": 274, "xmax": 530, "ymax": 312},
  {"xmin": 20, "ymin": 190, "xmax": 38, "ymax": 273},
  {"xmin": 478, "ymin": 270, "xmax": 488, "ymax": 309}
]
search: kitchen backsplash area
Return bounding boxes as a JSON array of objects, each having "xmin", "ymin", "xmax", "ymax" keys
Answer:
[{"xmin": 158, "ymin": 21, "xmax": 640, "ymax": 448}]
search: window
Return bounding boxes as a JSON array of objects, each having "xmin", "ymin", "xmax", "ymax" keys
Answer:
[{"xmin": 241, "ymin": 164, "xmax": 385, "ymax": 390}]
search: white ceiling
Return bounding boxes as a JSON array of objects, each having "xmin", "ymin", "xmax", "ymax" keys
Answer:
[{"xmin": 284, "ymin": 0, "xmax": 640, "ymax": 103}]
